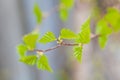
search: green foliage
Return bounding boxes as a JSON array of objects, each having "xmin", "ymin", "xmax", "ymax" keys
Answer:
[
  {"xmin": 37, "ymin": 55, "xmax": 53, "ymax": 72},
  {"xmin": 98, "ymin": 36, "xmax": 108, "ymax": 48},
  {"xmin": 33, "ymin": 3, "xmax": 42, "ymax": 24},
  {"xmin": 60, "ymin": 28, "xmax": 77, "ymax": 39},
  {"xmin": 23, "ymin": 32, "xmax": 39, "ymax": 50},
  {"xmin": 18, "ymin": 50, "xmax": 52, "ymax": 72},
  {"xmin": 60, "ymin": 0, "xmax": 74, "ymax": 8},
  {"xmin": 76, "ymin": 19, "xmax": 91, "ymax": 44},
  {"xmin": 39, "ymin": 32, "xmax": 56, "ymax": 44},
  {"xmin": 96, "ymin": 19, "xmax": 112, "ymax": 48},
  {"xmin": 17, "ymin": 44, "xmax": 27, "ymax": 57},
  {"xmin": 104, "ymin": 8, "xmax": 120, "ymax": 32},
  {"xmin": 19, "ymin": 55, "xmax": 37, "ymax": 65},
  {"xmin": 17, "ymin": 1, "xmax": 120, "ymax": 72},
  {"xmin": 96, "ymin": 19, "xmax": 112, "ymax": 35},
  {"xmin": 60, "ymin": 8, "xmax": 68, "ymax": 21},
  {"xmin": 73, "ymin": 45, "xmax": 83, "ymax": 63},
  {"xmin": 59, "ymin": 0, "xmax": 74, "ymax": 21},
  {"xmin": 95, "ymin": 8, "xmax": 120, "ymax": 49}
]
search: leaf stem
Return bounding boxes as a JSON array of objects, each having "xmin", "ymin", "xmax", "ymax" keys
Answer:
[{"xmin": 91, "ymin": 34, "xmax": 100, "ymax": 39}]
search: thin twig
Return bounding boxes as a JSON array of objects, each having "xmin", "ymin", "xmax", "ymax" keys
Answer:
[
  {"xmin": 91, "ymin": 34, "xmax": 100, "ymax": 39},
  {"xmin": 44, "ymin": 44, "xmax": 61, "ymax": 52},
  {"xmin": 62, "ymin": 42, "xmax": 79, "ymax": 46},
  {"xmin": 34, "ymin": 33, "xmax": 100, "ymax": 53},
  {"xmin": 35, "ymin": 43, "xmax": 78, "ymax": 53}
]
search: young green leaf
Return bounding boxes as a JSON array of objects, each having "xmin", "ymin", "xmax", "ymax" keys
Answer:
[
  {"xmin": 59, "ymin": 0, "xmax": 74, "ymax": 21},
  {"xmin": 19, "ymin": 55, "xmax": 37, "ymax": 65},
  {"xmin": 96, "ymin": 19, "xmax": 112, "ymax": 49},
  {"xmin": 73, "ymin": 45, "xmax": 83, "ymax": 63},
  {"xmin": 23, "ymin": 32, "xmax": 39, "ymax": 50},
  {"xmin": 98, "ymin": 36, "xmax": 108, "ymax": 49},
  {"xmin": 39, "ymin": 32, "xmax": 56, "ymax": 44},
  {"xmin": 104, "ymin": 8, "xmax": 120, "ymax": 32},
  {"xmin": 60, "ymin": 0, "xmax": 74, "ymax": 8},
  {"xmin": 60, "ymin": 8, "xmax": 68, "ymax": 21},
  {"xmin": 60, "ymin": 28, "xmax": 77, "ymax": 39},
  {"xmin": 76, "ymin": 19, "xmax": 91, "ymax": 44},
  {"xmin": 33, "ymin": 3, "xmax": 42, "ymax": 24},
  {"xmin": 96, "ymin": 19, "xmax": 112, "ymax": 35},
  {"xmin": 17, "ymin": 44, "xmax": 27, "ymax": 57},
  {"xmin": 37, "ymin": 55, "xmax": 53, "ymax": 72}
]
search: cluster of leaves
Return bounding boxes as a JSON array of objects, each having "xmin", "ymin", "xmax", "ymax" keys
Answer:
[
  {"xmin": 17, "ymin": 2, "xmax": 120, "ymax": 72},
  {"xmin": 59, "ymin": 0, "xmax": 74, "ymax": 21},
  {"xmin": 17, "ymin": 18, "xmax": 90, "ymax": 72},
  {"xmin": 33, "ymin": 0, "xmax": 74, "ymax": 24},
  {"xmin": 96, "ymin": 8, "xmax": 120, "ymax": 48},
  {"xmin": 17, "ymin": 31, "xmax": 52, "ymax": 72}
]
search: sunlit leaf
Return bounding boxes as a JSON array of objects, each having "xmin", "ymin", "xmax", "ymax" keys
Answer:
[
  {"xmin": 39, "ymin": 32, "xmax": 56, "ymax": 44},
  {"xmin": 96, "ymin": 19, "xmax": 112, "ymax": 35},
  {"xmin": 60, "ymin": 8, "xmax": 68, "ymax": 21},
  {"xmin": 60, "ymin": 0, "xmax": 74, "ymax": 8},
  {"xmin": 73, "ymin": 45, "xmax": 83, "ymax": 63},
  {"xmin": 23, "ymin": 32, "xmax": 39, "ymax": 50},
  {"xmin": 33, "ymin": 3, "xmax": 42, "ymax": 24},
  {"xmin": 76, "ymin": 19, "xmax": 91, "ymax": 43},
  {"xmin": 60, "ymin": 28, "xmax": 77, "ymax": 39},
  {"xmin": 96, "ymin": 19, "xmax": 112, "ymax": 49},
  {"xmin": 59, "ymin": 0, "xmax": 74, "ymax": 21},
  {"xmin": 98, "ymin": 36, "xmax": 108, "ymax": 49},
  {"xmin": 37, "ymin": 55, "xmax": 53, "ymax": 72},
  {"xmin": 17, "ymin": 44, "xmax": 27, "ymax": 57},
  {"xmin": 104, "ymin": 8, "xmax": 120, "ymax": 32},
  {"xmin": 19, "ymin": 55, "xmax": 37, "ymax": 65}
]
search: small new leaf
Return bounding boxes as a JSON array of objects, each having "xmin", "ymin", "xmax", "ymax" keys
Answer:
[
  {"xmin": 39, "ymin": 32, "xmax": 56, "ymax": 44},
  {"xmin": 96, "ymin": 19, "xmax": 112, "ymax": 36},
  {"xmin": 33, "ymin": 3, "xmax": 42, "ymax": 24},
  {"xmin": 19, "ymin": 55, "xmax": 37, "ymax": 65},
  {"xmin": 73, "ymin": 45, "xmax": 83, "ymax": 63},
  {"xmin": 104, "ymin": 8, "xmax": 120, "ymax": 32},
  {"xmin": 37, "ymin": 55, "xmax": 53, "ymax": 72},
  {"xmin": 96, "ymin": 19, "xmax": 112, "ymax": 49},
  {"xmin": 98, "ymin": 36, "xmax": 108, "ymax": 49},
  {"xmin": 17, "ymin": 44, "xmax": 27, "ymax": 57},
  {"xmin": 60, "ymin": 0, "xmax": 74, "ymax": 8},
  {"xmin": 23, "ymin": 32, "xmax": 39, "ymax": 50},
  {"xmin": 76, "ymin": 19, "xmax": 91, "ymax": 44},
  {"xmin": 60, "ymin": 8, "xmax": 68, "ymax": 21},
  {"xmin": 60, "ymin": 28, "xmax": 77, "ymax": 39},
  {"xmin": 59, "ymin": 0, "xmax": 74, "ymax": 21}
]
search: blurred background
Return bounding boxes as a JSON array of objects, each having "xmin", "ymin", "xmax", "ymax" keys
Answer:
[{"xmin": 0, "ymin": 0, "xmax": 120, "ymax": 80}]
